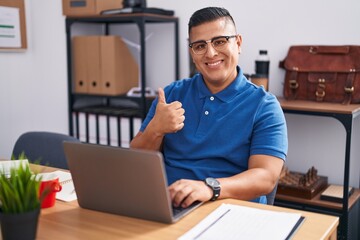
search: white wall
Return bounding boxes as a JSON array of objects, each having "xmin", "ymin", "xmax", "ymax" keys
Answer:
[{"xmin": 0, "ymin": 0, "xmax": 359, "ymax": 186}]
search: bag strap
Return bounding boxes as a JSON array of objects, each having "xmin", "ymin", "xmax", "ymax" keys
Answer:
[
  {"xmin": 343, "ymin": 70, "xmax": 356, "ymax": 104},
  {"xmin": 287, "ymin": 70, "xmax": 299, "ymax": 99}
]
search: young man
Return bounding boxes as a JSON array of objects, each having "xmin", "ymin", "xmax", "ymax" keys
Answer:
[{"xmin": 130, "ymin": 7, "xmax": 287, "ymax": 207}]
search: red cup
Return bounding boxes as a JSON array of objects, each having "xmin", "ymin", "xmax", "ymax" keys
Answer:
[{"xmin": 39, "ymin": 174, "xmax": 62, "ymax": 208}]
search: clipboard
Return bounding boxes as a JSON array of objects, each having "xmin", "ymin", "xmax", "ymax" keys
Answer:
[{"xmin": 0, "ymin": 0, "xmax": 27, "ymax": 51}]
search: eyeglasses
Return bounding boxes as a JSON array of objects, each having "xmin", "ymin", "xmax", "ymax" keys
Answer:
[{"xmin": 189, "ymin": 35, "xmax": 237, "ymax": 55}]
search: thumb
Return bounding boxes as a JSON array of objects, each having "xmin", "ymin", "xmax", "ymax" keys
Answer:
[{"xmin": 158, "ymin": 88, "xmax": 166, "ymax": 104}]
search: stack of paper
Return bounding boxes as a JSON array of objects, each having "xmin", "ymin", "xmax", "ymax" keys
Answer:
[
  {"xmin": 51, "ymin": 170, "xmax": 77, "ymax": 202},
  {"xmin": 0, "ymin": 159, "xmax": 29, "ymax": 178},
  {"xmin": 179, "ymin": 203, "xmax": 303, "ymax": 240}
]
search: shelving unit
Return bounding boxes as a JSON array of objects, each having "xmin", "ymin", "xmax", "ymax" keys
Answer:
[
  {"xmin": 275, "ymin": 97, "xmax": 360, "ymax": 240},
  {"xmin": 65, "ymin": 14, "xmax": 179, "ymax": 146}
]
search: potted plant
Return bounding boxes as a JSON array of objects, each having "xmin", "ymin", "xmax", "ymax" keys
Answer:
[{"xmin": 0, "ymin": 157, "xmax": 44, "ymax": 240}]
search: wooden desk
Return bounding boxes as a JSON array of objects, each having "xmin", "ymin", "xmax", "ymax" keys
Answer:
[
  {"xmin": 37, "ymin": 198, "xmax": 338, "ymax": 240},
  {"xmin": 34, "ymin": 166, "xmax": 339, "ymax": 240}
]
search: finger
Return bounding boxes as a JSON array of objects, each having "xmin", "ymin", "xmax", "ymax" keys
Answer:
[
  {"xmin": 181, "ymin": 193, "xmax": 197, "ymax": 208},
  {"xmin": 173, "ymin": 185, "xmax": 192, "ymax": 207},
  {"xmin": 174, "ymin": 123, "xmax": 183, "ymax": 132},
  {"xmin": 157, "ymin": 88, "xmax": 166, "ymax": 104}
]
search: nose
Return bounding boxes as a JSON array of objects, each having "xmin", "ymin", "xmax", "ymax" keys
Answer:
[{"xmin": 205, "ymin": 42, "xmax": 218, "ymax": 57}]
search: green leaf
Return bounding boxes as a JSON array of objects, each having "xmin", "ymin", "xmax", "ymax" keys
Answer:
[{"xmin": 0, "ymin": 154, "xmax": 41, "ymax": 213}]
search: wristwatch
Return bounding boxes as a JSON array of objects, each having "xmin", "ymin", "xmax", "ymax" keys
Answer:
[{"xmin": 204, "ymin": 177, "xmax": 221, "ymax": 201}]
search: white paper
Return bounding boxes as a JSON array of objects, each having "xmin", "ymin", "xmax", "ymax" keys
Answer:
[
  {"xmin": 179, "ymin": 203, "xmax": 302, "ymax": 240},
  {"xmin": 50, "ymin": 170, "xmax": 77, "ymax": 202},
  {"xmin": 0, "ymin": 6, "xmax": 21, "ymax": 48},
  {"xmin": 0, "ymin": 159, "xmax": 29, "ymax": 177}
]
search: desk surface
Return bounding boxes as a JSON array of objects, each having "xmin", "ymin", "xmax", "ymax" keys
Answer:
[
  {"xmin": 38, "ymin": 198, "xmax": 338, "ymax": 240},
  {"xmin": 277, "ymin": 97, "xmax": 360, "ymax": 115},
  {"xmin": 34, "ymin": 165, "xmax": 339, "ymax": 240}
]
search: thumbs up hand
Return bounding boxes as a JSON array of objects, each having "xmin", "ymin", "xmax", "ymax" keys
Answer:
[{"xmin": 151, "ymin": 88, "xmax": 185, "ymax": 135}]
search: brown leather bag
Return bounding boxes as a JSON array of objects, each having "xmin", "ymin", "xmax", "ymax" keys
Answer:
[{"xmin": 280, "ymin": 45, "xmax": 360, "ymax": 104}]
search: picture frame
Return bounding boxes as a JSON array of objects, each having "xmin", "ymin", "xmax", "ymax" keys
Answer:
[{"xmin": 0, "ymin": 0, "xmax": 27, "ymax": 51}]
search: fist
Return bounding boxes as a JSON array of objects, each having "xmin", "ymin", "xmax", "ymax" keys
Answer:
[{"xmin": 153, "ymin": 88, "xmax": 185, "ymax": 134}]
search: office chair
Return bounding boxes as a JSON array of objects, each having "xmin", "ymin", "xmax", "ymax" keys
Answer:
[
  {"xmin": 266, "ymin": 182, "xmax": 278, "ymax": 205},
  {"xmin": 12, "ymin": 131, "xmax": 80, "ymax": 169}
]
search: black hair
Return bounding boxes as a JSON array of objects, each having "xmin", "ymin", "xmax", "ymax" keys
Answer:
[{"xmin": 188, "ymin": 7, "xmax": 236, "ymax": 34}]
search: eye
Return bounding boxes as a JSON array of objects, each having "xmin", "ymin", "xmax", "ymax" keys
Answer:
[
  {"xmin": 212, "ymin": 37, "xmax": 227, "ymax": 47},
  {"xmin": 193, "ymin": 42, "xmax": 207, "ymax": 51}
]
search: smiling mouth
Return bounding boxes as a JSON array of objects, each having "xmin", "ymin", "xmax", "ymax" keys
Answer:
[{"xmin": 206, "ymin": 60, "xmax": 223, "ymax": 67}]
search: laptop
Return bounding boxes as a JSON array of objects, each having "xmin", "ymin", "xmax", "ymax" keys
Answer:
[{"xmin": 63, "ymin": 142, "xmax": 202, "ymax": 223}]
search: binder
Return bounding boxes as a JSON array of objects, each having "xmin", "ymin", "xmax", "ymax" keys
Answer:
[
  {"xmin": 100, "ymin": 36, "xmax": 139, "ymax": 95},
  {"xmin": 86, "ymin": 36, "xmax": 101, "ymax": 94},
  {"xmin": 72, "ymin": 35, "xmax": 138, "ymax": 96},
  {"xmin": 73, "ymin": 37, "xmax": 88, "ymax": 93},
  {"xmin": 109, "ymin": 116, "xmax": 119, "ymax": 146}
]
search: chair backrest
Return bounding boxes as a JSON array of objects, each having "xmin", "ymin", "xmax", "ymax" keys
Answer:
[
  {"xmin": 12, "ymin": 131, "xmax": 80, "ymax": 169},
  {"xmin": 266, "ymin": 182, "xmax": 278, "ymax": 205}
]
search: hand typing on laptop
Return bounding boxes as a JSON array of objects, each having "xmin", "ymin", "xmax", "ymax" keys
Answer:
[
  {"xmin": 130, "ymin": 7, "xmax": 287, "ymax": 206},
  {"xmin": 169, "ymin": 179, "xmax": 212, "ymax": 208}
]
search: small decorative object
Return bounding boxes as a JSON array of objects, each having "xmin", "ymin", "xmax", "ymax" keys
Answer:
[
  {"xmin": 277, "ymin": 166, "xmax": 328, "ymax": 199},
  {"xmin": 0, "ymin": 154, "xmax": 46, "ymax": 240}
]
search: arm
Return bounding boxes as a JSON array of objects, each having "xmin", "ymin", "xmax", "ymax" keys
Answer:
[
  {"xmin": 219, "ymin": 154, "xmax": 283, "ymax": 200},
  {"xmin": 169, "ymin": 154, "xmax": 284, "ymax": 208},
  {"xmin": 130, "ymin": 88, "xmax": 185, "ymax": 151}
]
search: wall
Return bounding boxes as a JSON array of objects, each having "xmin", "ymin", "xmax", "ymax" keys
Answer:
[{"xmin": 0, "ymin": 0, "xmax": 359, "ymax": 186}]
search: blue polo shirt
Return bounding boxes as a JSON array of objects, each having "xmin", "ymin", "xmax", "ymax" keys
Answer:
[{"xmin": 140, "ymin": 67, "xmax": 287, "ymax": 203}]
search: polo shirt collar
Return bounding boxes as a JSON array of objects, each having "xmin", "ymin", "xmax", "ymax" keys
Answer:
[{"xmin": 197, "ymin": 66, "xmax": 247, "ymax": 102}]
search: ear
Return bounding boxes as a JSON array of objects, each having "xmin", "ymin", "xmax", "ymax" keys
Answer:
[{"xmin": 235, "ymin": 34, "xmax": 242, "ymax": 51}]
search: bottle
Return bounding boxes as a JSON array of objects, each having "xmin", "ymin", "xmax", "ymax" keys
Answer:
[
  {"xmin": 252, "ymin": 50, "xmax": 270, "ymax": 91},
  {"xmin": 255, "ymin": 50, "xmax": 270, "ymax": 77}
]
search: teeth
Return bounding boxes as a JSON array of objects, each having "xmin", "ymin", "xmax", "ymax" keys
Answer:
[{"xmin": 207, "ymin": 61, "xmax": 221, "ymax": 66}]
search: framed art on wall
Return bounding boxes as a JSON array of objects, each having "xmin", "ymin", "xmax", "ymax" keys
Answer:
[{"xmin": 0, "ymin": 0, "xmax": 27, "ymax": 51}]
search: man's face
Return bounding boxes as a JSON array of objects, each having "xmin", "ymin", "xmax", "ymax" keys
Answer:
[{"xmin": 189, "ymin": 18, "xmax": 242, "ymax": 93}]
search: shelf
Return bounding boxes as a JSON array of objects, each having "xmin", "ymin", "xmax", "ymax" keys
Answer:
[
  {"xmin": 66, "ymin": 13, "xmax": 178, "ymax": 22},
  {"xmin": 65, "ymin": 14, "xmax": 179, "ymax": 147},
  {"xmin": 277, "ymin": 97, "xmax": 360, "ymax": 115},
  {"xmin": 276, "ymin": 189, "xmax": 360, "ymax": 211},
  {"xmin": 277, "ymin": 97, "xmax": 360, "ymax": 239}
]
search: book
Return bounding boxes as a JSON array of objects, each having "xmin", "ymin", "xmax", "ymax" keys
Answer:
[
  {"xmin": 320, "ymin": 184, "xmax": 354, "ymax": 203},
  {"xmin": 51, "ymin": 170, "xmax": 77, "ymax": 202}
]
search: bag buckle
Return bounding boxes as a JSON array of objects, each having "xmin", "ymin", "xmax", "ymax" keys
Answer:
[
  {"xmin": 289, "ymin": 80, "xmax": 298, "ymax": 89},
  {"xmin": 315, "ymin": 90, "xmax": 325, "ymax": 98},
  {"xmin": 344, "ymin": 86, "xmax": 354, "ymax": 93},
  {"xmin": 316, "ymin": 78, "xmax": 326, "ymax": 100},
  {"xmin": 309, "ymin": 46, "xmax": 318, "ymax": 54}
]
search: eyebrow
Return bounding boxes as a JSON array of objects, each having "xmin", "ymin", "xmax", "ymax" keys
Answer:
[{"xmin": 190, "ymin": 35, "xmax": 226, "ymax": 44}]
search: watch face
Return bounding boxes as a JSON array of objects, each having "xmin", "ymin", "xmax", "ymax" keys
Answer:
[{"xmin": 206, "ymin": 178, "xmax": 220, "ymax": 187}]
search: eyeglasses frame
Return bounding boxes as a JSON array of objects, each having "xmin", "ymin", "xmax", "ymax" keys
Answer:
[{"xmin": 188, "ymin": 35, "xmax": 238, "ymax": 55}]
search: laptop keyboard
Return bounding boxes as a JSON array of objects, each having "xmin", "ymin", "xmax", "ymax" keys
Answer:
[
  {"xmin": 172, "ymin": 205, "xmax": 186, "ymax": 215},
  {"xmin": 172, "ymin": 201, "xmax": 202, "ymax": 217}
]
